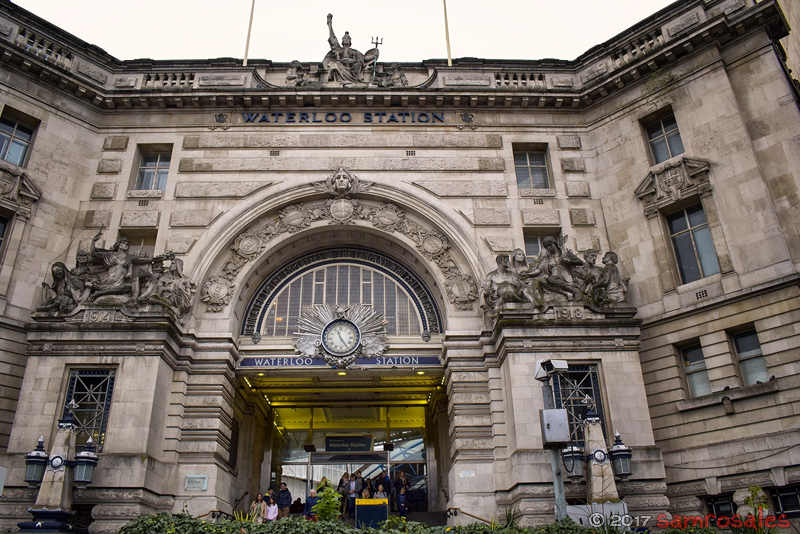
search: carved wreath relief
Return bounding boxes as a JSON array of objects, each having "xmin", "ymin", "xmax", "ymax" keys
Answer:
[
  {"xmin": 294, "ymin": 304, "xmax": 388, "ymax": 368},
  {"xmin": 203, "ymin": 168, "xmax": 479, "ymax": 312}
]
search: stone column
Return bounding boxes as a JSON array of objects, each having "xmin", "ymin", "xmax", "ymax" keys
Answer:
[{"xmin": 585, "ymin": 418, "xmax": 619, "ymax": 503}]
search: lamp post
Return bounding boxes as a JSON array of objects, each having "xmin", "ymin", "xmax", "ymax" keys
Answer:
[
  {"xmin": 561, "ymin": 444, "xmax": 585, "ymax": 484},
  {"xmin": 608, "ymin": 431, "xmax": 633, "ymax": 482},
  {"xmin": 19, "ymin": 401, "xmax": 100, "ymax": 533}
]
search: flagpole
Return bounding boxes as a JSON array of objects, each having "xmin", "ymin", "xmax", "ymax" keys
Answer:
[
  {"xmin": 443, "ymin": 0, "xmax": 452, "ymax": 66},
  {"xmin": 243, "ymin": 0, "xmax": 256, "ymax": 67}
]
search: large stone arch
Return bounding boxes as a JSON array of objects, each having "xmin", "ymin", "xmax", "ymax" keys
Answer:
[{"xmin": 184, "ymin": 171, "xmax": 489, "ymax": 334}]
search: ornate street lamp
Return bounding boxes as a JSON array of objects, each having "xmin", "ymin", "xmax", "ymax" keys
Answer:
[
  {"xmin": 72, "ymin": 436, "xmax": 99, "ymax": 493},
  {"xmin": 608, "ymin": 431, "xmax": 633, "ymax": 482},
  {"xmin": 562, "ymin": 444, "xmax": 585, "ymax": 484},
  {"xmin": 24, "ymin": 436, "xmax": 48, "ymax": 487}
]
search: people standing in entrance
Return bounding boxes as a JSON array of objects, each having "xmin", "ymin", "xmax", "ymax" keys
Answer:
[
  {"xmin": 304, "ymin": 488, "xmax": 320, "ymax": 521},
  {"xmin": 338, "ymin": 472, "xmax": 350, "ymax": 517},
  {"xmin": 363, "ymin": 477, "xmax": 373, "ymax": 497},
  {"xmin": 376, "ymin": 471, "xmax": 392, "ymax": 507},
  {"xmin": 276, "ymin": 482, "xmax": 292, "ymax": 519},
  {"xmin": 266, "ymin": 496, "xmax": 278, "ymax": 522},
  {"xmin": 374, "ymin": 483, "xmax": 387, "ymax": 499},
  {"xmin": 249, "ymin": 493, "xmax": 266, "ymax": 523},
  {"xmin": 347, "ymin": 471, "xmax": 363, "ymax": 520},
  {"xmin": 398, "ymin": 487, "xmax": 408, "ymax": 517}
]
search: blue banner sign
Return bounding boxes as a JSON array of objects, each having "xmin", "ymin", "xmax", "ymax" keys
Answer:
[
  {"xmin": 240, "ymin": 356, "xmax": 441, "ymax": 368},
  {"xmin": 325, "ymin": 435, "xmax": 373, "ymax": 452}
]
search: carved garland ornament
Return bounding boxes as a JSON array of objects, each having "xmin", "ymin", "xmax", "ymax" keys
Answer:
[{"xmin": 202, "ymin": 168, "xmax": 478, "ymax": 312}]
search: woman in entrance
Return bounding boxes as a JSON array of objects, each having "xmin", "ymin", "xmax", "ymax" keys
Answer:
[
  {"xmin": 374, "ymin": 484, "xmax": 387, "ymax": 499},
  {"xmin": 338, "ymin": 473, "xmax": 350, "ymax": 517},
  {"xmin": 249, "ymin": 493, "xmax": 267, "ymax": 523}
]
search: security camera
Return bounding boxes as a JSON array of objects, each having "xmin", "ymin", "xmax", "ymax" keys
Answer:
[{"xmin": 534, "ymin": 359, "xmax": 569, "ymax": 381}]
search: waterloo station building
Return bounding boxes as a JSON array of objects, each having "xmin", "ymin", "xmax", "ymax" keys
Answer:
[{"xmin": 0, "ymin": 0, "xmax": 799, "ymax": 532}]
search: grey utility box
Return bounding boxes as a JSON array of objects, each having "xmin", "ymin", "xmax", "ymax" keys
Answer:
[{"xmin": 540, "ymin": 409, "xmax": 570, "ymax": 448}]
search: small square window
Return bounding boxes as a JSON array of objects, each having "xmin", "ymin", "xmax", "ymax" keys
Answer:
[
  {"xmin": 134, "ymin": 151, "xmax": 171, "ymax": 191},
  {"xmin": 682, "ymin": 344, "xmax": 711, "ymax": 398},
  {"xmin": 0, "ymin": 110, "xmax": 37, "ymax": 167},
  {"xmin": 732, "ymin": 330, "xmax": 769, "ymax": 386},
  {"xmin": 646, "ymin": 114, "xmax": 685, "ymax": 164},
  {"xmin": 666, "ymin": 204, "xmax": 720, "ymax": 284},
  {"xmin": 705, "ymin": 495, "xmax": 738, "ymax": 525},
  {"xmin": 514, "ymin": 150, "xmax": 550, "ymax": 189}
]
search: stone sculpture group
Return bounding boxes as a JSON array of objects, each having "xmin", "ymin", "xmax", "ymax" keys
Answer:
[
  {"xmin": 37, "ymin": 228, "xmax": 196, "ymax": 320},
  {"xmin": 481, "ymin": 236, "xmax": 628, "ymax": 321}
]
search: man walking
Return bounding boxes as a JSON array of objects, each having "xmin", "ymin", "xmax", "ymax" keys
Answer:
[
  {"xmin": 276, "ymin": 482, "xmax": 292, "ymax": 519},
  {"xmin": 304, "ymin": 489, "xmax": 320, "ymax": 521}
]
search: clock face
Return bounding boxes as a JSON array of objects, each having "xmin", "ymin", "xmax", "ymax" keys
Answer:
[
  {"xmin": 50, "ymin": 455, "xmax": 64, "ymax": 469},
  {"xmin": 322, "ymin": 319, "xmax": 361, "ymax": 356},
  {"xmin": 592, "ymin": 450, "xmax": 607, "ymax": 463}
]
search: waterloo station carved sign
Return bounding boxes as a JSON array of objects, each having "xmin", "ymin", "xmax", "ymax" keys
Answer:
[{"xmin": 239, "ymin": 111, "xmax": 447, "ymax": 125}]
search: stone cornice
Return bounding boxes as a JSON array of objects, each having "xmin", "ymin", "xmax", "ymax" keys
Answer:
[{"xmin": 0, "ymin": 0, "xmax": 789, "ymax": 111}]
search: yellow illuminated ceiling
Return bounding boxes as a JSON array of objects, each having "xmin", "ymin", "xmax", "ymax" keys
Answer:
[{"xmin": 241, "ymin": 368, "xmax": 444, "ymax": 431}]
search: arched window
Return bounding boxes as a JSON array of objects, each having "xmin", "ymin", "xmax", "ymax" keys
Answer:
[{"xmin": 262, "ymin": 263, "xmax": 422, "ymax": 338}]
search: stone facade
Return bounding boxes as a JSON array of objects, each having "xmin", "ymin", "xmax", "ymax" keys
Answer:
[{"xmin": 0, "ymin": 0, "xmax": 799, "ymax": 532}]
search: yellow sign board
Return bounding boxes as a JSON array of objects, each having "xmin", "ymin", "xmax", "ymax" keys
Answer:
[{"xmin": 356, "ymin": 498, "xmax": 388, "ymax": 505}]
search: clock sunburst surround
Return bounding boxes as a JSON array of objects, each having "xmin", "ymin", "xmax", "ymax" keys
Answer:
[{"xmin": 294, "ymin": 304, "xmax": 389, "ymax": 368}]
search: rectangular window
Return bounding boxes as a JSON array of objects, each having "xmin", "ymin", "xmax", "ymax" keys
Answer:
[
  {"xmin": 524, "ymin": 234, "xmax": 542, "ymax": 260},
  {"xmin": 514, "ymin": 150, "xmax": 550, "ymax": 189},
  {"xmin": 682, "ymin": 344, "xmax": 711, "ymax": 398},
  {"xmin": 63, "ymin": 369, "xmax": 116, "ymax": 451},
  {"xmin": 732, "ymin": 330, "xmax": 769, "ymax": 386},
  {"xmin": 134, "ymin": 151, "xmax": 171, "ymax": 190},
  {"xmin": 666, "ymin": 204, "xmax": 720, "ymax": 284},
  {"xmin": 0, "ymin": 112, "xmax": 36, "ymax": 167},
  {"xmin": 771, "ymin": 486, "xmax": 800, "ymax": 517},
  {"xmin": 0, "ymin": 215, "xmax": 9, "ymax": 253},
  {"xmin": 552, "ymin": 364, "xmax": 606, "ymax": 446},
  {"xmin": 646, "ymin": 114, "xmax": 685, "ymax": 164}
]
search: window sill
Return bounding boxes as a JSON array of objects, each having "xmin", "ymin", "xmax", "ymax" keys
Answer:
[
  {"xmin": 676, "ymin": 380, "xmax": 778, "ymax": 412},
  {"xmin": 127, "ymin": 189, "xmax": 164, "ymax": 199},
  {"xmin": 519, "ymin": 188, "xmax": 555, "ymax": 198}
]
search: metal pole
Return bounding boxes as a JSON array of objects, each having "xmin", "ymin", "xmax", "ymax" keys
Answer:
[
  {"xmin": 243, "ymin": 0, "xmax": 256, "ymax": 67},
  {"xmin": 442, "ymin": 0, "xmax": 453, "ymax": 67},
  {"xmin": 541, "ymin": 378, "xmax": 568, "ymax": 521}
]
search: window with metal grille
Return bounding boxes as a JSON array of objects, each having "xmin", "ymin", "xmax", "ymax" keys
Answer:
[
  {"xmin": 0, "ymin": 215, "xmax": 9, "ymax": 255},
  {"xmin": 705, "ymin": 495, "xmax": 737, "ymax": 525},
  {"xmin": 666, "ymin": 204, "xmax": 720, "ymax": 284},
  {"xmin": 771, "ymin": 486, "xmax": 800, "ymax": 517},
  {"xmin": 646, "ymin": 114, "xmax": 685, "ymax": 164},
  {"xmin": 552, "ymin": 365, "xmax": 606, "ymax": 446},
  {"xmin": 63, "ymin": 369, "xmax": 116, "ymax": 451},
  {"xmin": 514, "ymin": 150, "xmax": 550, "ymax": 189},
  {"xmin": 0, "ymin": 113, "xmax": 36, "ymax": 167},
  {"xmin": 262, "ymin": 263, "xmax": 422, "ymax": 338}
]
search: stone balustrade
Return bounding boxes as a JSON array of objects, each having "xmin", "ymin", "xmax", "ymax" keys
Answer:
[
  {"xmin": 142, "ymin": 72, "xmax": 195, "ymax": 92},
  {"xmin": 494, "ymin": 72, "xmax": 545, "ymax": 90},
  {"xmin": 13, "ymin": 26, "xmax": 73, "ymax": 70},
  {"xmin": 611, "ymin": 30, "xmax": 664, "ymax": 69}
]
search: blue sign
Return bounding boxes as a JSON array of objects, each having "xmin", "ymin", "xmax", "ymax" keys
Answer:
[
  {"xmin": 240, "ymin": 356, "xmax": 441, "ymax": 368},
  {"xmin": 325, "ymin": 435, "xmax": 373, "ymax": 452}
]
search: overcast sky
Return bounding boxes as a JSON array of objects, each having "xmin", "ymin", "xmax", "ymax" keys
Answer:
[{"xmin": 15, "ymin": 0, "xmax": 676, "ymax": 63}]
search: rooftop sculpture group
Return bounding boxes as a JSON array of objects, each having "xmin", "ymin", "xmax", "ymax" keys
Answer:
[
  {"xmin": 481, "ymin": 237, "xmax": 629, "ymax": 322},
  {"xmin": 282, "ymin": 14, "xmax": 409, "ymax": 88},
  {"xmin": 37, "ymin": 228, "xmax": 196, "ymax": 322}
]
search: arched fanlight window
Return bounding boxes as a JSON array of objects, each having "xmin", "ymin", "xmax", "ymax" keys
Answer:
[{"xmin": 262, "ymin": 263, "xmax": 422, "ymax": 338}]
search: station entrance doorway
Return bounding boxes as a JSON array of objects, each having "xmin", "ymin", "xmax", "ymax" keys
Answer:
[{"xmin": 250, "ymin": 368, "xmax": 444, "ymax": 513}]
